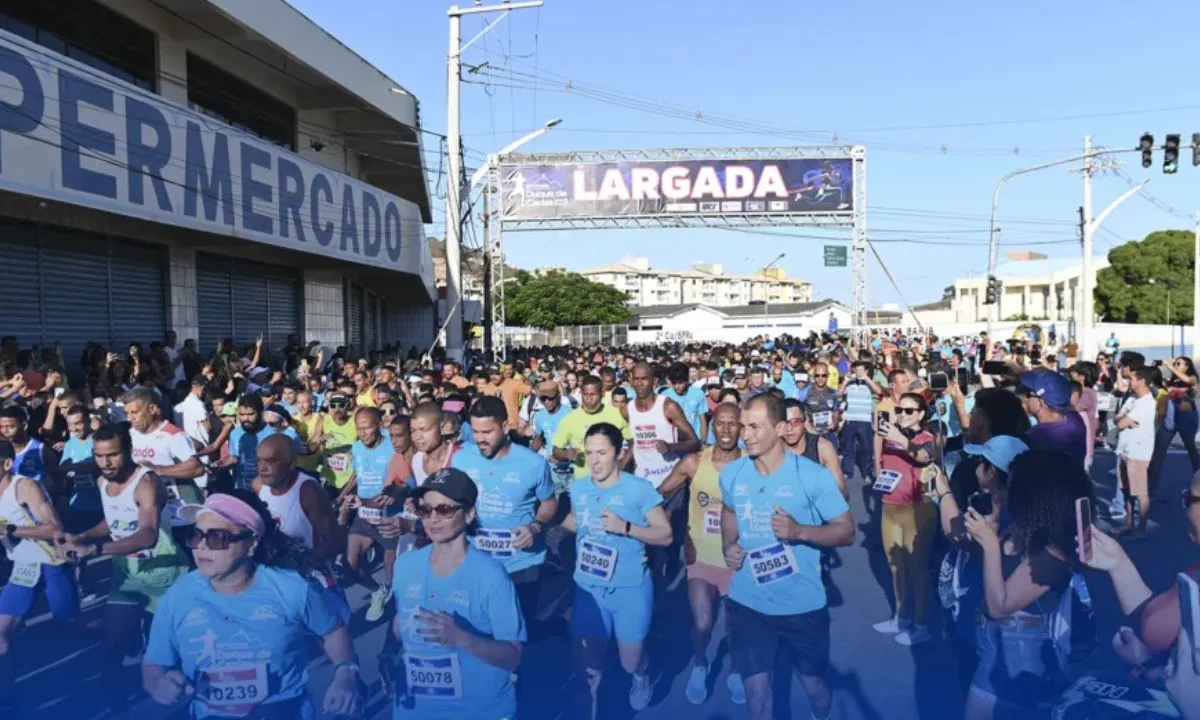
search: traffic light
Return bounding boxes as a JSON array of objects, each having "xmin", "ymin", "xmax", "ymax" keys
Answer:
[
  {"xmin": 985, "ymin": 275, "xmax": 999, "ymax": 305},
  {"xmin": 1164, "ymin": 134, "xmax": 1181, "ymax": 174},
  {"xmin": 1192, "ymin": 133, "xmax": 1200, "ymax": 167},
  {"xmin": 1140, "ymin": 133, "xmax": 1155, "ymax": 169}
]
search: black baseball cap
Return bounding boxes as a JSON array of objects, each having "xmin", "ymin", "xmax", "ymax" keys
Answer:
[{"xmin": 412, "ymin": 467, "xmax": 478, "ymax": 507}]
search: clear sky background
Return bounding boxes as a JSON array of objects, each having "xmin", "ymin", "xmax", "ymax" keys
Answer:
[{"xmin": 288, "ymin": 0, "xmax": 1200, "ymax": 308}]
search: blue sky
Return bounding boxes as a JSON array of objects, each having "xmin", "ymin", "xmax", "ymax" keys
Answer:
[{"xmin": 287, "ymin": 0, "xmax": 1200, "ymax": 307}]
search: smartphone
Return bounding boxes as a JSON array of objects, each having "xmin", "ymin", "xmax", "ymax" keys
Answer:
[
  {"xmin": 968, "ymin": 491, "xmax": 994, "ymax": 517},
  {"xmin": 929, "ymin": 372, "xmax": 949, "ymax": 392},
  {"xmin": 956, "ymin": 367, "xmax": 970, "ymax": 394},
  {"xmin": 982, "ymin": 360, "xmax": 1009, "ymax": 375},
  {"xmin": 878, "ymin": 410, "xmax": 891, "ymax": 426},
  {"xmin": 1179, "ymin": 572, "xmax": 1199, "ymax": 658},
  {"xmin": 53, "ymin": 387, "xmax": 64, "ymax": 398},
  {"xmin": 1075, "ymin": 497, "xmax": 1093, "ymax": 564}
]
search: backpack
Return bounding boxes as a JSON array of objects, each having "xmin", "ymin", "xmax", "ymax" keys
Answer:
[{"xmin": 1051, "ymin": 573, "xmax": 1097, "ymax": 667}]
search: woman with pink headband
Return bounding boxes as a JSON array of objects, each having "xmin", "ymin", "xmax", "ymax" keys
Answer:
[{"xmin": 141, "ymin": 490, "xmax": 364, "ymax": 719}]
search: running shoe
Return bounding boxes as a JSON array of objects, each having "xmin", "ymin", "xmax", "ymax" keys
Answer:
[
  {"xmin": 629, "ymin": 673, "xmax": 653, "ymax": 710},
  {"xmin": 366, "ymin": 587, "xmax": 391, "ymax": 622},
  {"xmin": 685, "ymin": 664, "xmax": 708, "ymax": 704}
]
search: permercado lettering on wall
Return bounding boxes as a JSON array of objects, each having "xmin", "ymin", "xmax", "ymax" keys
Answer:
[{"xmin": 0, "ymin": 31, "xmax": 423, "ymax": 272}]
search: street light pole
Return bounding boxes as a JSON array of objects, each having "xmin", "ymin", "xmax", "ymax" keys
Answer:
[
  {"xmin": 1193, "ymin": 212, "xmax": 1199, "ymax": 357},
  {"xmin": 445, "ymin": 1, "xmax": 543, "ymax": 364}
]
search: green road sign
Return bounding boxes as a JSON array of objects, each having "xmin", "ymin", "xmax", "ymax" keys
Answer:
[{"xmin": 823, "ymin": 245, "xmax": 847, "ymax": 267}]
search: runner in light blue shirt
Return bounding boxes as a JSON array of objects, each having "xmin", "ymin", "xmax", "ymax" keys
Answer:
[
  {"xmin": 563, "ymin": 422, "xmax": 673, "ymax": 715},
  {"xmin": 346, "ymin": 407, "xmax": 399, "ymax": 623},
  {"xmin": 663, "ymin": 363, "xmax": 708, "ymax": 440},
  {"xmin": 528, "ymin": 380, "xmax": 575, "ymax": 492},
  {"xmin": 451, "ymin": 397, "xmax": 556, "ymax": 626},
  {"xmin": 719, "ymin": 394, "xmax": 854, "ymax": 720},
  {"xmin": 380, "ymin": 467, "xmax": 525, "ymax": 720}
]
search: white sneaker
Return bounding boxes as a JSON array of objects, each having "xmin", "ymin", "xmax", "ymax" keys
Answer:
[
  {"xmin": 871, "ymin": 616, "xmax": 910, "ymax": 634},
  {"xmin": 684, "ymin": 664, "xmax": 708, "ymax": 704},
  {"xmin": 894, "ymin": 625, "xmax": 931, "ymax": 646},
  {"xmin": 727, "ymin": 672, "xmax": 746, "ymax": 705},
  {"xmin": 366, "ymin": 587, "xmax": 391, "ymax": 622},
  {"xmin": 629, "ymin": 673, "xmax": 653, "ymax": 711}
]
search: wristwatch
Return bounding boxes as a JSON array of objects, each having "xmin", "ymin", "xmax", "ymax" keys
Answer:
[
  {"xmin": 334, "ymin": 661, "xmax": 362, "ymax": 676},
  {"xmin": 528, "ymin": 520, "xmax": 544, "ymax": 536},
  {"xmin": 624, "ymin": 520, "xmax": 632, "ymax": 536}
]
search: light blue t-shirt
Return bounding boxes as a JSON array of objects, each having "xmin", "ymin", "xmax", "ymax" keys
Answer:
[
  {"xmin": 930, "ymin": 394, "xmax": 975, "ymax": 437},
  {"xmin": 392, "ymin": 544, "xmax": 524, "ymax": 720},
  {"xmin": 569, "ymin": 472, "xmax": 661, "ymax": 589},
  {"xmin": 62, "ymin": 435, "xmax": 94, "ymax": 464},
  {"xmin": 143, "ymin": 567, "xmax": 338, "ymax": 720},
  {"xmin": 719, "ymin": 453, "xmax": 850, "ymax": 616},
  {"xmin": 773, "ymin": 371, "xmax": 800, "ymax": 400},
  {"xmin": 228, "ymin": 425, "xmax": 278, "ymax": 490},
  {"xmin": 843, "ymin": 380, "xmax": 875, "ymax": 423},
  {"xmin": 662, "ymin": 385, "xmax": 706, "ymax": 437},
  {"xmin": 531, "ymin": 404, "xmax": 573, "ymax": 460},
  {"xmin": 451, "ymin": 444, "xmax": 554, "ymax": 574},
  {"xmin": 352, "ymin": 438, "xmax": 395, "ymax": 500}
]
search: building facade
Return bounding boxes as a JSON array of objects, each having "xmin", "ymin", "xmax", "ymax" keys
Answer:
[
  {"xmin": 0, "ymin": 0, "xmax": 435, "ymax": 372},
  {"xmin": 580, "ymin": 256, "xmax": 812, "ymax": 308},
  {"xmin": 948, "ymin": 255, "xmax": 1110, "ymax": 324}
]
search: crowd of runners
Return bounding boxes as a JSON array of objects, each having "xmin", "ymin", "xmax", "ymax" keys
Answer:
[{"xmin": 0, "ymin": 329, "xmax": 1198, "ymax": 720}]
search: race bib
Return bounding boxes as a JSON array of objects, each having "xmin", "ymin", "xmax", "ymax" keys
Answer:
[
  {"xmin": 1097, "ymin": 393, "xmax": 1114, "ymax": 412},
  {"xmin": 813, "ymin": 411, "xmax": 833, "ymax": 428},
  {"xmin": 9, "ymin": 562, "xmax": 40, "ymax": 588},
  {"xmin": 199, "ymin": 664, "xmax": 268, "ymax": 716},
  {"xmin": 475, "ymin": 528, "xmax": 515, "ymax": 558},
  {"xmin": 357, "ymin": 506, "xmax": 384, "ymax": 523},
  {"xmin": 163, "ymin": 481, "xmax": 187, "ymax": 528},
  {"xmin": 405, "ymin": 654, "xmax": 463, "ymax": 700},
  {"xmin": 873, "ymin": 469, "xmax": 903, "ymax": 494},
  {"xmin": 577, "ymin": 538, "xmax": 617, "ymax": 583},
  {"xmin": 747, "ymin": 542, "xmax": 797, "ymax": 585},
  {"xmin": 327, "ymin": 454, "xmax": 349, "ymax": 473},
  {"xmin": 704, "ymin": 507, "xmax": 722, "ymax": 536}
]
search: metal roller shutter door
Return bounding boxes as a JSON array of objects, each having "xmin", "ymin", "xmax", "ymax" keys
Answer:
[
  {"xmin": 264, "ymin": 267, "xmax": 300, "ymax": 350},
  {"xmin": 0, "ymin": 224, "xmax": 44, "ymax": 350},
  {"xmin": 108, "ymin": 238, "xmax": 166, "ymax": 349},
  {"xmin": 231, "ymin": 264, "xmax": 269, "ymax": 349},
  {"xmin": 348, "ymin": 283, "xmax": 363, "ymax": 351},
  {"xmin": 364, "ymin": 292, "xmax": 378, "ymax": 353},
  {"xmin": 197, "ymin": 253, "xmax": 234, "ymax": 353},
  {"xmin": 38, "ymin": 229, "xmax": 111, "ymax": 370}
]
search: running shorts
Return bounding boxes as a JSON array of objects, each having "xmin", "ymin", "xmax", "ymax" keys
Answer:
[{"xmin": 570, "ymin": 578, "xmax": 653, "ymax": 644}]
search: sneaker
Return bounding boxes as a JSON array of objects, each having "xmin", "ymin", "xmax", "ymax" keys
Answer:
[
  {"xmin": 684, "ymin": 664, "xmax": 708, "ymax": 704},
  {"xmin": 365, "ymin": 587, "xmax": 391, "ymax": 622},
  {"xmin": 727, "ymin": 672, "xmax": 746, "ymax": 705},
  {"xmin": 894, "ymin": 625, "xmax": 931, "ymax": 646},
  {"xmin": 629, "ymin": 673, "xmax": 653, "ymax": 711},
  {"xmin": 871, "ymin": 616, "xmax": 910, "ymax": 634}
]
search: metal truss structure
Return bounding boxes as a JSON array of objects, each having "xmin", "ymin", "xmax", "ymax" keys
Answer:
[{"xmin": 482, "ymin": 145, "xmax": 868, "ymax": 360}]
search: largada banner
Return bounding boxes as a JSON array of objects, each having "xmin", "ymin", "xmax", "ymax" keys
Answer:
[{"xmin": 498, "ymin": 157, "xmax": 853, "ymax": 221}]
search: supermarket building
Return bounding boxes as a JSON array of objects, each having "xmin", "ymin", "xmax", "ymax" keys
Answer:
[{"xmin": 0, "ymin": 0, "xmax": 435, "ymax": 369}]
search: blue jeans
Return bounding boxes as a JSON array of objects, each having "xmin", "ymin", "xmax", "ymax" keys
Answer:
[
  {"xmin": 839, "ymin": 420, "xmax": 874, "ymax": 480},
  {"xmin": 971, "ymin": 620, "xmax": 1063, "ymax": 712}
]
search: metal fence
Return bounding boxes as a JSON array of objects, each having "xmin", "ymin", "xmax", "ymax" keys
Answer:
[{"xmin": 500, "ymin": 324, "xmax": 630, "ymax": 348}]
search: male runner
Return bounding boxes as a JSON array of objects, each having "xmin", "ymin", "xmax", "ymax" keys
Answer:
[
  {"xmin": 0, "ymin": 439, "xmax": 77, "ymax": 718},
  {"xmin": 782, "ymin": 400, "xmax": 848, "ymax": 500},
  {"xmin": 552, "ymin": 375, "xmax": 631, "ymax": 479},
  {"xmin": 57, "ymin": 426, "xmax": 189, "ymax": 720},
  {"xmin": 338, "ymin": 407, "xmax": 400, "ymax": 622},
  {"xmin": 720, "ymin": 394, "xmax": 853, "ymax": 720},
  {"xmin": 655, "ymin": 404, "xmax": 746, "ymax": 705},
  {"xmin": 452, "ymin": 397, "xmax": 557, "ymax": 627}
]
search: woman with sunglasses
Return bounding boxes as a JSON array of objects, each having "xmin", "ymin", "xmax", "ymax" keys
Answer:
[
  {"xmin": 143, "ymin": 490, "xmax": 362, "ymax": 719},
  {"xmin": 872, "ymin": 392, "xmax": 938, "ymax": 646},
  {"xmin": 379, "ymin": 467, "xmax": 525, "ymax": 720},
  {"xmin": 562, "ymin": 422, "xmax": 673, "ymax": 717}
]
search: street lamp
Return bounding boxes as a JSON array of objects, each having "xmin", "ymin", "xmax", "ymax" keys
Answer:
[
  {"xmin": 469, "ymin": 118, "xmax": 563, "ymax": 359},
  {"xmin": 759, "ymin": 253, "xmax": 786, "ymax": 326}
]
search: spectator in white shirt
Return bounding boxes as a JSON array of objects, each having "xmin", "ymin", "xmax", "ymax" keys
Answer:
[
  {"xmin": 1115, "ymin": 366, "xmax": 1156, "ymax": 537},
  {"xmin": 174, "ymin": 375, "xmax": 212, "ymax": 489}
]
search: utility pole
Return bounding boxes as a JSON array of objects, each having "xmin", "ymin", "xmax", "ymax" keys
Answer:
[
  {"xmin": 1194, "ymin": 212, "xmax": 1200, "ymax": 356},
  {"xmin": 445, "ymin": 2, "xmax": 542, "ymax": 363},
  {"xmin": 481, "ymin": 197, "xmax": 493, "ymax": 360},
  {"xmin": 1080, "ymin": 135, "xmax": 1095, "ymax": 357}
]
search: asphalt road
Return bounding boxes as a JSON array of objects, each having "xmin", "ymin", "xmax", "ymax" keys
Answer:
[{"xmin": 10, "ymin": 446, "xmax": 1197, "ymax": 720}]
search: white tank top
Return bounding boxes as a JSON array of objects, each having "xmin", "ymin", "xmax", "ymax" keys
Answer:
[
  {"xmin": 0, "ymin": 477, "xmax": 56, "ymax": 564},
  {"xmin": 99, "ymin": 467, "xmax": 153, "ymax": 558},
  {"xmin": 628, "ymin": 394, "xmax": 679, "ymax": 489},
  {"xmin": 412, "ymin": 444, "xmax": 459, "ymax": 486},
  {"xmin": 259, "ymin": 471, "xmax": 319, "ymax": 550}
]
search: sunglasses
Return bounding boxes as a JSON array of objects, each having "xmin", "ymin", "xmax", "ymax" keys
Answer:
[
  {"xmin": 540, "ymin": 395, "xmax": 560, "ymax": 403},
  {"xmin": 414, "ymin": 503, "xmax": 463, "ymax": 519},
  {"xmin": 188, "ymin": 527, "xmax": 254, "ymax": 550},
  {"xmin": 1183, "ymin": 490, "xmax": 1200, "ymax": 509},
  {"xmin": 329, "ymin": 401, "xmax": 348, "ymax": 409},
  {"xmin": 381, "ymin": 408, "xmax": 397, "ymax": 416},
  {"xmin": 812, "ymin": 374, "xmax": 828, "ymax": 378},
  {"xmin": 895, "ymin": 407, "xmax": 921, "ymax": 415}
]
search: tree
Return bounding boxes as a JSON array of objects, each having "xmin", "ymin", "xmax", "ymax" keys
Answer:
[
  {"xmin": 505, "ymin": 271, "xmax": 632, "ymax": 329},
  {"xmin": 1095, "ymin": 230, "xmax": 1194, "ymax": 324}
]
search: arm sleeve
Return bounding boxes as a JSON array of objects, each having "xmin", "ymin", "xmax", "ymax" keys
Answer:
[{"xmin": 143, "ymin": 592, "xmax": 182, "ymax": 668}]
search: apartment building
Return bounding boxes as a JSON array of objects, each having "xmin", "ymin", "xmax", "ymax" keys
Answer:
[{"xmin": 581, "ymin": 256, "xmax": 812, "ymax": 307}]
